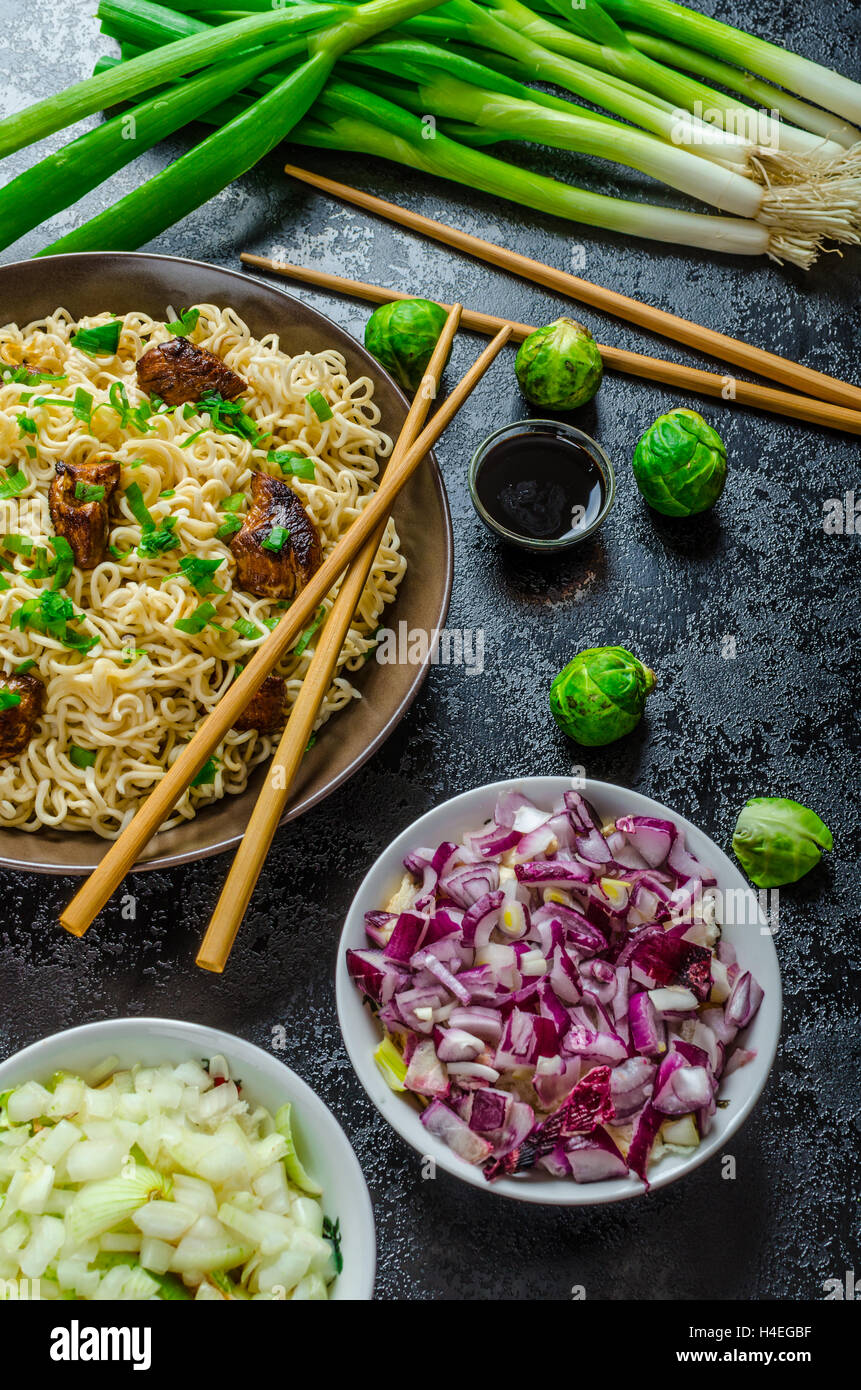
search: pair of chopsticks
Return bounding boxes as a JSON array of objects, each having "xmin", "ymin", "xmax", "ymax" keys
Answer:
[
  {"xmin": 241, "ymin": 255, "xmax": 861, "ymax": 437},
  {"xmin": 61, "ymin": 306, "xmax": 512, "ymax": 963},
  {"xmin": 258, "ymin": 165, "xmax": 861, "ymax": 432}
]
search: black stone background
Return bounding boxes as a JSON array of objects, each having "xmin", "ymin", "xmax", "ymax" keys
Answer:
[{"xmin": 0, "ymin": 0, "xmax": 858, "ymax": 1300}]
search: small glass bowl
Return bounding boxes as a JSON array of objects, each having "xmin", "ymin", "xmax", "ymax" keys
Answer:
[{"xmin": 468, "ymin": 418, "xmax": 616, "ymax": 553}]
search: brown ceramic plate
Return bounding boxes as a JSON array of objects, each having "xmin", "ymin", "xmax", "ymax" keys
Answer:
[{"xmin": 0, "ymin": 252, "xmax": 453, "ymax": 874}]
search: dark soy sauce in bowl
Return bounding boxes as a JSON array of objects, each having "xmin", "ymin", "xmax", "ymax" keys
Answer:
[{"xmin": 469, "ymin": 421, "xmax": 614, "ymax": 551}]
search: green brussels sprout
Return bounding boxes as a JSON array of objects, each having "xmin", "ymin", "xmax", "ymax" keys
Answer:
[
  {"xmin": 549, "ymin": 646, "xmax": 655, "ymax": 746},
  {"xmin": 364, "ymin": 298, "xmax": 449, "ymax": 395},
  {"xmin": 732, "ymin": 797, "xmax": 833, "ymax": 888},
  {"xmin": 631, "ymin": 408, "xmax": 727, "ymax": 516},
  {"xmin": 514, "ymin": 317, "xmax": 603, "ymax": 411}
]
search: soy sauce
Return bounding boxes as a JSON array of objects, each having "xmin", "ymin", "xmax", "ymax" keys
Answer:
[{"xmin": 475, "ymin": 428, "xmax": 606, "ymax": 542}]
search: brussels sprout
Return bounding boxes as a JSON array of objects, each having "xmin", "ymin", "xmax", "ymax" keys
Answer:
[
  {"xmin": 364, "ymin": 298, "xmax": 449, "ymax": 395},
  {"xmin": 549, "ymin": 646, "xmax": 655, "ymax": 746},
  {"xmin": 632, "ymin": 408, "xmax": 727, "ymax": 516},
  {"xmin": 732, "ymin": 797, "xmax": 833, "ymax": 888},
  {"xmin": 514, "ymin": 317, "xmax": 603, "ymax": 411}
]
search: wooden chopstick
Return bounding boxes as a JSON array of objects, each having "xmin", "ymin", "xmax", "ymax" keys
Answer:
[
  {"xmin": 281, "ymin": 164, "xmax": 861, "ymax": 414},
  {"xmin": 195, "ymin": 306, "xmax": 459, "ymax": 973},
  {"xmin": 241, "ymin": 255, "xmax": 861, "ymax": 437},
  {"xmin": 60, "ymin": 310, "xmax": 512, "ymax": 940}
]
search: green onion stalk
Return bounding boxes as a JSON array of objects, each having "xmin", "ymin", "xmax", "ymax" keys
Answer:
[
  {"xmin": 457, "ymin": 0, "xmax": 861, "ymax": 228},
  {"xmin": 600, "ymin": 0, "xmax": 861, "ymax": 127},
  {"xmin": 31, "ymin": 0, "xmax": 448, "ymax": 255},
  {"xmin": 0, "ymin": 41, "xmax": 308, "ymax": 251},
  {"xmin": 291, "ymin": 79, "xmax": 829, "ymax": 266},
  {"xmin": 399, "ymin": 1, "xmax": 861, "ymax": 237},
  {"xmin": 94, "ymin": 3, "xmax": 858, "ymax": 263},
  {"xmin": 0, "ymin": 1, "xmax": 340, "ymax": 160},
  {"xmin": 343, "ymin": 36, "xmax": 860, "ymax": 244},
  {"xmin": 483, "ymin": 0, "xmax": 848, "ymax": 159},
  {"xmin": 615, "ymin": 30, "xmax": 860, "ymax": 149}
]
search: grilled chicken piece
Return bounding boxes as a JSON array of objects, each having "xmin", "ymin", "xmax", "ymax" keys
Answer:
[
  {"xmin": 233, "ymin": 674, "xmax": 287, "ymax": 734},
  {"xmin": 0, "ymin": 672, "xmax": 45, "ymax": 761},
  {"xmin": 230, "ymin": 473, "xmax": 322, "ymax": 600},
  {"xmin": 49, "ymin": 453, "xmax": 121, "ymax": 570},
  {"xmin": 136, "ymin": 336, "xmax": 247, "ymax": 406}
]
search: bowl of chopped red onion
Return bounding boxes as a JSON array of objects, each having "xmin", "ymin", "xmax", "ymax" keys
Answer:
[{"xmin": 336, "ymin": 778, "xmax": 781, "ymax": 1204}]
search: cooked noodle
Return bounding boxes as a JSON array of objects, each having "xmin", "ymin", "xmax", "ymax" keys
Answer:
[{"xmin": 0, "ymin": 304, "xmax": 405, "ymax": 838}]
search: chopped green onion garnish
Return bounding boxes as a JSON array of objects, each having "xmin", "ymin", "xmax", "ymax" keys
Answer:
[
  {"xmin": 3, "ymin": 534, "xmax": 33, "ymax": 555},
  {"xmin": 262, "ymin": 525, "xmax": 289, "ymax": 554},
  {"xmin": 14, "ymin": 660, "xmax": 35, "ymax": 674},
  {"xmin": 165, "ymin": 308, "xmax": 200, "ymax": 336},
  {"xmin": 295, "ymin": 606, "xmax": 326, "ymax": 656},
  {"xmin": 268, "ymin": 450, "xmax": 316, "ymax": 480},
  {"xmin": 69, "ymin": 745, "xmax": 97, "ymax": 769},
  {"xmin": 192, "ymin": 391, "xmax": 268, "ymax": 446},
  {"xmin": 25, "ymin": 445, "xmax": 37, "ymax": 459},
  {"xmin": 221, "ymin": 493, "xmax": 246, "ymax": 513},
  {"xmin": 176, "ymin": 555, "xmax": 225, "ymax": 596},
  {"xmin": 0, "ymin": 470, "xmax": 28, "ymax": 500},
  {"xmin": 174, "ymin": 601, "xmax": 218, "ymax": 635},
  {"xmin": 70, "ymin": 320, "xmax": 123, "ymax": 357},
  {"xmin": 124, "ymin": 481, "xmax": 155, "ymax": 531},
  {"xmin": 2, "ymin": 367, "xmax": 66, "ymax": 386},
  {"xmin": 72, "ymin": 387, "xmax": 93, "ymax": 425},
  {"xmin": 74, "ymin": 480, "xmax": 106, "ymax": 503},
  {"xmin": 137, "ymin": 519, "xmax": 180, "ymax": 559},
  {"xmin": 305, "ymin": 390, "xmax": 332, "ymax": 422},
  {"xmin": 232, "ymin": 618, "xmax": 263, "ymax": 641},
  {"xmin": 215, "ymin": 516, "xmax": 243, "ymax": 540},
  {"xmin": 10, "ymin": 590, "xmax": 98, "ymax": 653},
  {"xmin": 17, "ymin": 415, "xmax": 37, "ymax": 437},
  {"xmin": 50, "ymin": 536, "xmax": 75, "ymax": 591},
  {"xmin": 159, "ymin": 489, "xmax": 175, "ymax": 499},
  {"xmin": 0, "ymin": 687, "xmax": 22, "ymax": 711},
  {"xmin": 191, "ymin": 756, "xmax": 219, "ymax": 787}
]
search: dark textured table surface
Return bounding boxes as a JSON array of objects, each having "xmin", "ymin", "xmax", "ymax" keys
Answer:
[{"xmin": 1, "ymin": 0, "xmax": 858, "ymax": 1301}]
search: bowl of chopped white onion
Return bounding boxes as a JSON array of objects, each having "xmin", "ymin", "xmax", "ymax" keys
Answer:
[{"xmin": 0, "ymin": 1018, "xmax": 375, "ymax": 1300}]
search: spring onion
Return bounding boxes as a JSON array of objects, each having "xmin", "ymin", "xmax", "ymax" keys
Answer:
[
  {"xmin": 176, "ymin": 555, "xmax": 226, "ymax": 595},
  {"xmin": 600, "ymin": 0, "xmax": 861, "ymax": 126},
  {"xmin": 262, "ymin": 526, "xmax": 290, "ymax": 553},
  {"xmin": 191, "ymin": 756, "xmax": 219, "ymax": 786},
  {"xmin": 165, "ymin": 307, "xmax": 201, "ymax": 335},
  {"xmin": 0, "ymin": 470, "xmax": 29, "ymax": 500},
  {"xmin": 295, "ymin": 83, "xmax": 819, "ymax": 264},
  {"xmin": 216, "ymin": 516, "xmax": 243, "ymax": 539},
  {"xmin": 37, "ymin": 0, "xmax": 450, "ymax": 257},
  {"xmin": 0, "ymin": 688, "xmax": 22, "ymax": 711},
  {"xmin": 0, "ymin": 1, "xmax": 340, "ymax": 160},
  {"xmin": 70, "ymin": 320, "xmax": 124, "ymax": 357},
  {"xmin": 124, "ymin": 481, "xmax": 156, "ymax": 530},
  {"xmin": 269, "ymin": 450, "xmax": 317, "ymax": 479},
  {"xmin": 137, "ymin": 519, "xmax": 181, "ymax": 558},
  {"xmin": 75, "ymin": 481, "xmax": 106, "ymax": 503},
  {"xmin": 174, "ymin": 601, "xmax": 219, "ymax": 634},
  {"xmin": 305, "ymin": 389, "xmax": 333, "ymax": 421},
  {"xmin": 0, "ymin": 41, "xmax": 314, "ymax": 253},
  {"xmin": 69, "ymin": 746, "xmax": 98, "ymax": 770}
]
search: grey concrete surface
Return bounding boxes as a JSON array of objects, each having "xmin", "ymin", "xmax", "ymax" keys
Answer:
[{"xmin": 0, "ymin": 0, "xmax": 858, "ymax": 1300}]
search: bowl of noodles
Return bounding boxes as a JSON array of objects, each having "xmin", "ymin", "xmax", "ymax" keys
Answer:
[{"xmin": 0, "ymin": 253, "xmax": 453, "ymax": 873}]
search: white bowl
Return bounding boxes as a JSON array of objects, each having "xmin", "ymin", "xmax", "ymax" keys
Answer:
[
  {"xmin": 336, "ymin": 777, "xmax": 782, "ymax": 1206},
  {"xmin": 0, "ymin": 1018, "xmax": 375, "ymax": 1298}
]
